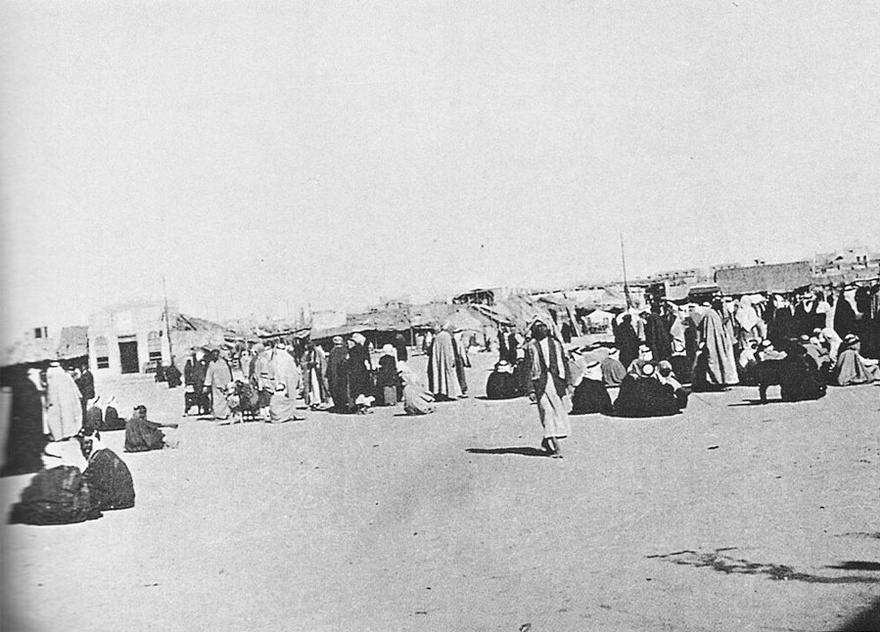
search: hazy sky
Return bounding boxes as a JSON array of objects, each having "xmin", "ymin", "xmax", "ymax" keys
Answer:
[{"xmin": 2, "ymin": 1, "xmax": 879, "ymax": 341}]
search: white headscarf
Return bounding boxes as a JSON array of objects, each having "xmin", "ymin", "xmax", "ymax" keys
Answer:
[{"xmin": 736, "ymin": 296, "xmax": 760, "ymax": 332}]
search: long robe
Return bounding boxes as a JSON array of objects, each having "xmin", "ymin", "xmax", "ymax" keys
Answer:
[
  {"xmin": 527, "ymin": 338, "xmax": 571, "ymax": 439},
  {"xmin": 269, "ymin": 391, "xmax": 299, "ymax": 423},
  {"xmin": 614, "ymin": 321, "xmax": 640, "ymax": 370},
  {"xmin": 1, "ymin": 372, "xmax": 47, "ymax": 477},
  {"xmin": 76, "ymin": 370, "xmax": 95, "ymax": 402},
  {"xmin": 271, "ymin": 349, "xmax": 301, "ymax": 399},
  {"xmin": 691, "ymin": 307, "xmax": 739, "ymax": 389},
  {"xmin": 124, "ymin": 417, "xmax": 166, "ymax": 452},
  {"xmin": 203, "ymin": 358, "xmax": 233, "ymax": 419},
  {"xmin": 427, "ymin": 330, "xmax": 461, "ymax": 399},
  {"xmin": 485, "ymin": 371, "xmax": 522, "ymax": 399},
  {"xmin": 452, "ymin": 334, "xmax": 469, "ymax": 394},
  {"xmin": 346, "ymin": 344, "xmax": 373, "ymax": 401},
  {"xmin": 400, "ymin": 368, "xmax": 434, "ymax": 415},
  {"xmin": 326, "ymin": 346, "xmax": 350, "ymax": 411},
  {"xmin": 601, "ymin": 356, "xmax": 627, "ymax": 387},
  {"xmin": 833, "ymin": 348, "xmax": 877, "ymax": 386},
  {"xmin": 44, "ymin": 366, "xmax": 83, "ymax": 441},
  {"xmin": 779, "ymin": 355, "xmax": 827, "ymax": 402},
  {"xmin": 644, "ymin": 313, "xmax": 673, "ymax": 362},
  {"xmin": 304, "ymin": 347, "xmax": 329, "ymax": 406},
  {"xmin": 82, "ymin": 448, "xmax": 135, "ymax": 510},
  {"xmin": 570, "ymin": 378, "xmax": 613, "ymax": 415}
]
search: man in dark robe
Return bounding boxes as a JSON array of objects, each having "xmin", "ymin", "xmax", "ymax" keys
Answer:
[
  {"xmin": 346, "ymin": 334, "xmax": 373, "ymax": 411},
  {"xmin": 644, "ymin": 309, "xmax": 673, "ymax": 362},
  {"xmin": 792, "ymin": 290, "xmax": 825, "ymax": 338},
  {"xmin": 393, "ymin": 333, "xmax": 408, "ymax": 362},
  {"xmin": 77, "ymin": 429, "xmax": 135, "ymax": 511},
  {"xmin": 326, "ymin": 336, "xmax": 350, "ymax": 413},
  {"xmin": 614, "ymin": 314, "xmax": 640, "ymax": 370},
  {"xmin": 124, "ymin": 406, "xmax": 178, "ymax": 452},
  {"xmin": 778, "ymin": 347, "xmax": 827, "ymax": 402},
  {"xmin": 184, "ymin": 349, "xmax": 208, "ymax": 415},
  {"xmin": 165, "ymin": 359, "xmax": 182, "ymax": 388},
  {"xmin": 767, "ymin": 295, "xmax": 798, "ymax": 346},
  {"xmin": 75, "ymin": 364, "xmax": 95, "ymax": 418}
]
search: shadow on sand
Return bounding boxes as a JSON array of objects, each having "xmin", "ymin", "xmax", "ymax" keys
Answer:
[
  {"xmin": 837, "ymin": 595, "xmax": 880, "ymax": 631},
  {"xmin": 465, "ymin": 447, "xmax": 548, "ymax": 458},
  {"xmin": 728, "ymin": 399, "xmax": 786, "ymax": 407}
]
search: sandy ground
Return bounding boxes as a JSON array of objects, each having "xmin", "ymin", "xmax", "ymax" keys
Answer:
[{"xmin": 2, "ymin": 351, "xmax": 879, "ymax": 632}]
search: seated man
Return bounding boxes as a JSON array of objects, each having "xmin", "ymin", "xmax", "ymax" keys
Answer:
[
  {"xmin": 833, "ymin": 334, "xmax": 880, "ymax": 386},
  {"xmin": 656, "ymin": 360, "xmax": 690, "ymax": 409},
  {"xmin": 399, "ymin": 362, "xmax": 435, "ymax": 416},
  {"xmin": 485, "ymin": 361, "xmax": 524, "ymax": 400},
  {"xmin": 599, "ymin": 348, "xmax": 627, "ymax": 387},
  {"xmin": 613, "ymin": 363, "xmax": 681, "ymax": 418},
  {"xmin": 124, "ymin": 405, "xmax": 179, "ymax": 452},
  {"xmin": 779, "ymin": 346, "xmax": 826, "ymax": 402},
  {"xmin": 269, "ymin": 382, "xmax": 304, "ymax": 423},
  {"xmin": 570, "ymin": 358, "xmax": 613, "ymax": 415},
  {"xmin": 77, "ymin": 428, "xmax": 135, "ymax": 511}
]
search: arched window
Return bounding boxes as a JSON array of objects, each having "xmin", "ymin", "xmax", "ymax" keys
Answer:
[
  {"xmin": 147, "ymin": 331, "xmax": 162, "ymax": 363},
  {"xmin": 94, "ymin": 336, "xmax": 109, "ymax": 369}
]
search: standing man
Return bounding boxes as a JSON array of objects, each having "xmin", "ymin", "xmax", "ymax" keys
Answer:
[
  {"xmin": 184, "ymin": 348, "xmax": 207, "ymax": 415},
  {"xmin": 203, "ymin": 348, "xmax": 233, "ymax": 420},
  {"xmin": 526, "ymin": 319, "xmax": 570, "ymax": 458},
  {"xmin": 75, "ymin": 362, "xmax": 95, "ymax": 418},
  {"xmin": 427, "ymin": 324, "xmax": 462, "ymax": 400}
]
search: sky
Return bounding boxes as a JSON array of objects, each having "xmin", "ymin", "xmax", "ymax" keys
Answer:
[{"xmin": 2, "ymin": 1, "xmax": 879, "ymax": 341}]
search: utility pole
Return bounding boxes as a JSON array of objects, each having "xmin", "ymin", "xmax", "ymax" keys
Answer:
[
  {"xmin": 162, "ymin": 275, "xmax": 174, "ymax": 360},
  {"xmin": 620, "ymin": 232, "xmax": 632, "ymax": 309}
]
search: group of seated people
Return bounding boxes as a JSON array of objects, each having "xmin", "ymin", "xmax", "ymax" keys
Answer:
[
  {"xmin": 738, "ymin": 330, "xmax": 878, "ymax": 403},
  {"xmin": 570, "ymin": 347, "xmax": 689, "ymax": 418},
  {"xmin": 9, "ymin": 397, "xmax": 185, "ymax": 525},
  {"xmin": 484, "ymin": 338, "xmax": 688, "ymax": 418},
  {"xmin": 9, "ymin": 427, "xmax": 136, "ymax": 525}
]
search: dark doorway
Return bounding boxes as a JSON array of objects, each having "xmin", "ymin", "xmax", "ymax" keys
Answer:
[{"xmin": 119, "ymin": 341, "xmax": 140, "ymax": 374}]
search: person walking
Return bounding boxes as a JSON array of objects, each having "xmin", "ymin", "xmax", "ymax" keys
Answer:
[{"xmin": 526, "ymin": 318, "xmax": 571, "ymax": 458}]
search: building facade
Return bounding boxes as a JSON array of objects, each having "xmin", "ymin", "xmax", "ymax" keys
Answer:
[{"xmin": 88, "ymin": 300, "xmax": 176, "ymax": 375}]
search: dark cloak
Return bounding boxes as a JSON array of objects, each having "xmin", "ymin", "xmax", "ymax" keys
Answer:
[
  {"xmin": 83, "ymin": 449, "xmax": 135, "ymax": 511},
  {"xmin": 571, "ymin": 379, "xmax": 613, "ymax": 415}
]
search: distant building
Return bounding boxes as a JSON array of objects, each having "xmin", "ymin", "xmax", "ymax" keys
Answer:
[
  {"xmin": 813, "ymin": 246, "xmax": 880, "ymax": 282},
  {"xmin": 453, "ymin": 288, "xmax": 496, "ymax": 306},
  {"xmin": 88, "ymin": 300, "xmax": 176, "ymax": 375},
  {"xmin": 714, "ymin": 261, "xmax": 813, "ymax": 296}
]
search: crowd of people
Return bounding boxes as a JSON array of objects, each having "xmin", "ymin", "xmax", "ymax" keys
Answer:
[
  {"xmin": 3, "ymin": 281, "xmax": 879, "ymax": 523},
  {"xmin": 177, "ymin": 326, "xmax": 470, "ymax": 423}
]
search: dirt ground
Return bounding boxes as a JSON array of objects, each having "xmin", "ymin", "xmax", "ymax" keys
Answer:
[{"xmin": 2, "ymin": 351, "xmax": 879, "ymax": 632}]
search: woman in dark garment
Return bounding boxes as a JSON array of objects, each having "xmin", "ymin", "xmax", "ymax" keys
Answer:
[{"xmin": 326, "ymin": 336, "xmax": 350, "ymax": 413}]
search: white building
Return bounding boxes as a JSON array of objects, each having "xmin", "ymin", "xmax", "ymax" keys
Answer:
[{"xmin": 88, "ymin": 300, "xmax": 175, "ymax": 375}]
